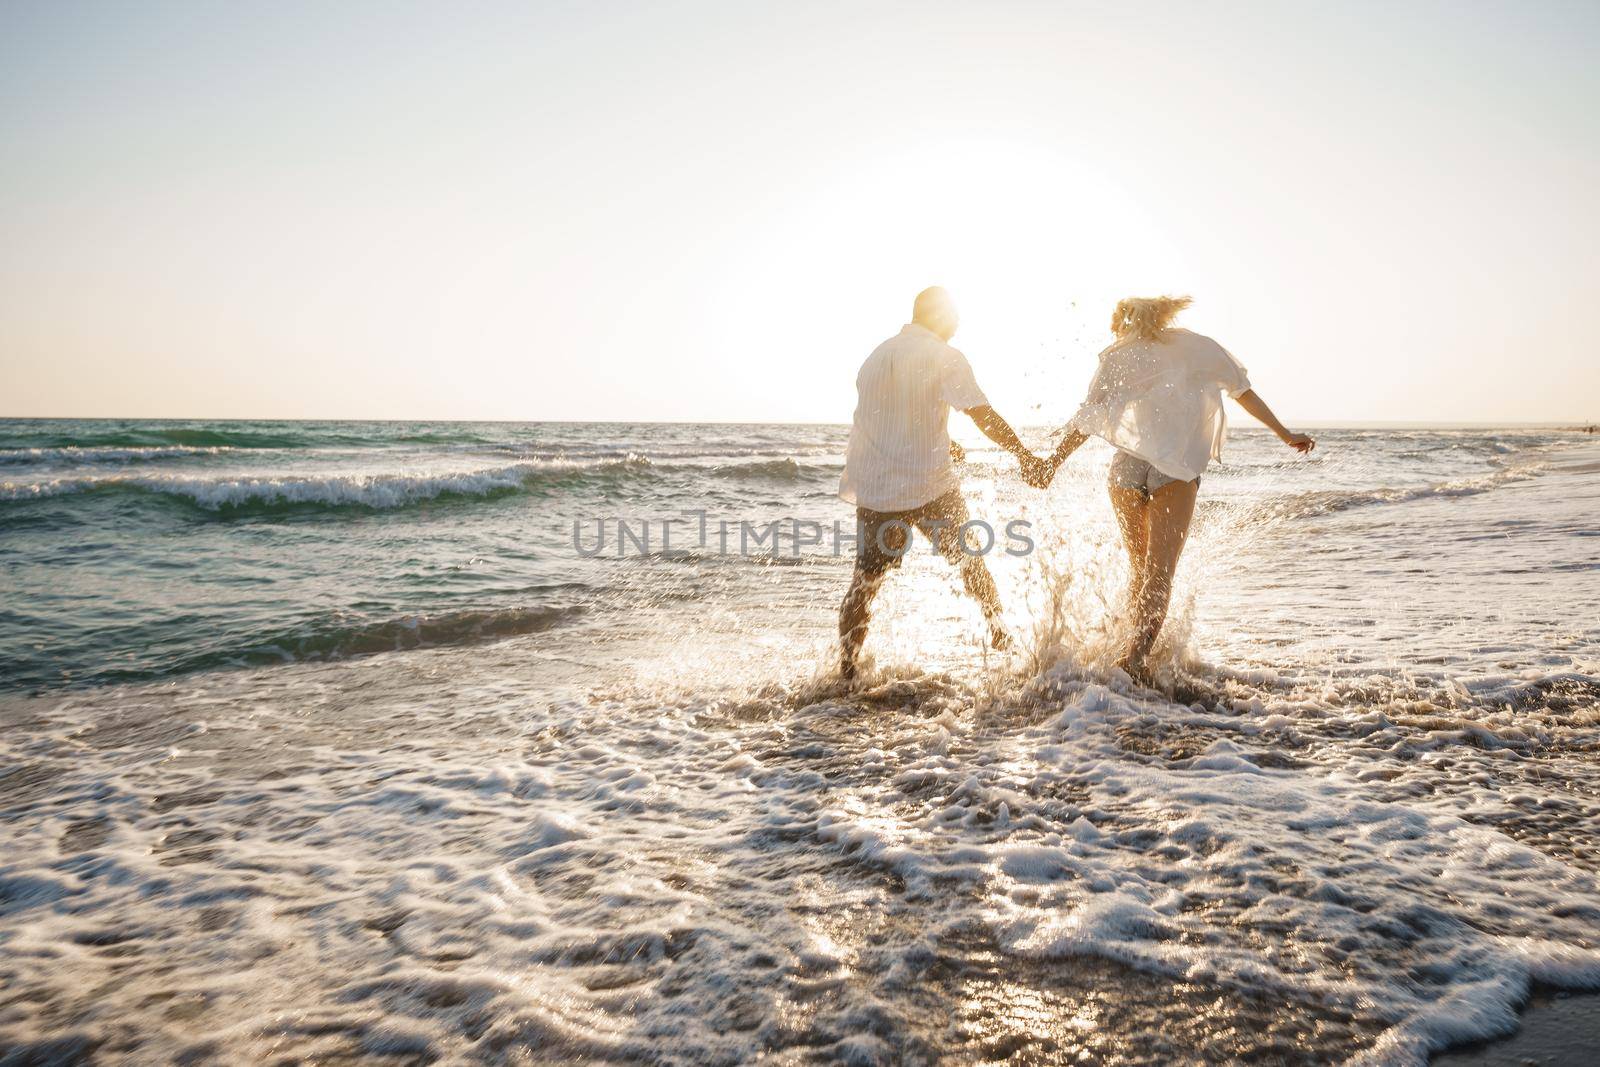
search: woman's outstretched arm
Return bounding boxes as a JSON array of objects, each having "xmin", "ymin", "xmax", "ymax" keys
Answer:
[
  {"xmin": 1037, "ymin": 356, "xmax": 1111, "ymax": 485},
  {"xmin": 1234, "ymin": 390, "xmax": 1315, "ymax": 453},
  {"xmin": 1026, "ymin": 428, "xmax": 1089, "ymax": 486},
  {"xmin": 1048, "ymin": 429, "xmax": 1088, "ymax": 468}
]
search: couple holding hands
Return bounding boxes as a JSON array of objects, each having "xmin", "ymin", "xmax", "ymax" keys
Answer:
[{"xmin": 837, "ymin": 286, "xmax": 1314, "ymax": 682}]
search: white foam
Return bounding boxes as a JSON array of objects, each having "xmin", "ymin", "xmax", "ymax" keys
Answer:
[
  {"xmin": 2, "ymin": 429, "xmax": 1598, "ymax": 1062},
  {"xmin": 0, "ymin": 458, "xmax": 644, "ymax": 508},
  {"xmin": 0, "ymin": 444, "xmax": 239, "ymax": 464}
]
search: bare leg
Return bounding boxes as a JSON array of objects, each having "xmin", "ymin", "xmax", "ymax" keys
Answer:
[
  {"xmin": 1121, "ymin": 479, "xmax": 1198, "ymax": 675},
  {"xmin": 1109, "ymin": 485, "xmax": 1151, "ymax": 617},
  {"xmin": 839, "ymin": 567, "xmax": 886, "ymax": 679},
  {"xmin": 957, "ymin": 554, "xmax": 1011, "ymax": 648}
]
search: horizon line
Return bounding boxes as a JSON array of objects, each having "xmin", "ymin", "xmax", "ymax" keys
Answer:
[{"xmin": 2, "ymin": 414, "xmax": 1597, "ymax": 430}]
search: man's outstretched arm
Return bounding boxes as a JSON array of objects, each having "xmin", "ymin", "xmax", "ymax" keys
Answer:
[{"xmin": 963, "ymin": 405, "xmax": 1047, "ymax": 482}]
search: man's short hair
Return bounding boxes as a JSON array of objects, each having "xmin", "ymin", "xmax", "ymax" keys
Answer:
[{"xmin": 913, "ymin": 286, "xmax": 954, "ymax": 328}]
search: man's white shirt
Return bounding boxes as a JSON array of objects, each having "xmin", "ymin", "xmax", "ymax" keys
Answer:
[{"xmin": 839, "ymin": 323, "xmax": 989, "ymax": 512}]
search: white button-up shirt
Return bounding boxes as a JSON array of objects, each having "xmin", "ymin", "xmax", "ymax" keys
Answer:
[
  {"xmin": 1069, "ymin": 328, "xmax": 1252, "ymax": 482},
  {"xmin": 839, "ymin": 323, "xmax": 990, "ymax": 511}
]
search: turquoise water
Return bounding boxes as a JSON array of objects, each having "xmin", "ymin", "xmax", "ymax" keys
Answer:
[
  {"xmin": 3, "ymin": 418, "xmax": 1587, "ymax": 693},
  {"xmin": 2, "ymin": 419, "xmax": 1598, "ymax": 1064},
  {"xmin": 1, "ymin": 419, "xmax": 849, "ymax": 691}
]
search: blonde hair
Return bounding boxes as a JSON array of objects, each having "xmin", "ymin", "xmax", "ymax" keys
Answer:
[{"xmin": 1110, "ymin": 295, "xmax": 1192, "ymax": 342}]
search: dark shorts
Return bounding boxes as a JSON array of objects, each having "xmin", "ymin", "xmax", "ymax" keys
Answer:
[{"xmin": 855, "ymin": 490, "xmax": 974, "ymax": 576}]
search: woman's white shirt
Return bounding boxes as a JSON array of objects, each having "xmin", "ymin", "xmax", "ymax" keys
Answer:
[{"xmin": 1069, "ymin": 329, "xmax": 1252, "ymax": 482}]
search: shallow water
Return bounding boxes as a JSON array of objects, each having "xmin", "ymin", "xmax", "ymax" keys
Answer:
[{"xmin": 1, "ymin": 420, "xmax": 1597, "ymax": 1063}]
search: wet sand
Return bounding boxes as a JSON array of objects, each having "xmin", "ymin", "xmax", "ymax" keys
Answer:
[{"xmin": 1433, "ymin": 991, "xmax": 1600, "ymax": 1065}]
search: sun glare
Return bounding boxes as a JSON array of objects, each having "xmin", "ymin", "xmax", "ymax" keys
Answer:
[{"xmin": 708, "ymin": 134, "xmax": 1207, "ymax": 425}]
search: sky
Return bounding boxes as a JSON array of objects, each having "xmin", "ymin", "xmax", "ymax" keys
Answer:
[{"xmin": 2, "ymin": 0, "xmax": 1597, "ymax": 424}]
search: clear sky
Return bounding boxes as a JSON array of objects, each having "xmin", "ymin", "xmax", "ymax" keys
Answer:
[{"xmin": 2, "ymin": 0, "xmax": 1597, "ymax": 424}]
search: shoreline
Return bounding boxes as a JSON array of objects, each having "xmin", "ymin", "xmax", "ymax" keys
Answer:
[{"xmin": 1433, "ymin": 989, "xmax": 1600, "ymax": 1065}]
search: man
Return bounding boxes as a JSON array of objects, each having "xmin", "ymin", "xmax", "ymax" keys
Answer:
[{"xmin": 837, "ymin": 286, "xmax": 1047, "ymax": 680}]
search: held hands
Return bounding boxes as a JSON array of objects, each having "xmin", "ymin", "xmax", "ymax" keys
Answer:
[
  {"xmin": 1021, "ymin": 427, "xmax": 1083, "ymax": 488},
  {"xmin": 1019, "ymin": 452, "xmax": 1054, "ymax": 489}
]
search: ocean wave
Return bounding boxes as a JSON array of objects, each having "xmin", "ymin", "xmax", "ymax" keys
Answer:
[
  {"xmin": 0, "ymin": 424, "xmax": 849, "ymax": 458},
  {"xmin": 1264, "ymin": 470, "xmax": 1531, "ymax": 519},
  {"xmin": 224, "ymin": 603, "xmax": 584, "ymax": 664},
  {"xmin": 705, "ymin": 457, "xmax": 834, "ymax": 481},
  {"xmin": 0, "ymin": 427, "xmax": 325, "ymax": 450},
  {"xmin": 0, "ymin": 422, "xmax": 539, "ymax": 451},
  {"xmin": 390, "ymin": 430, "xmax": 494, "ymax": 445},
  {"xmin": 0, "ymin": 444, "xmax": 242, "ymax": 467},
  {"xmin": 484, "ymin": 444, "xmax": 844, "ymax": 463},
  {"xmin": 83, "ymin": 604, "xmax": 587, "ymax": 687},
  {"xmin": 0, "ymin": 457, "xmax": 656, "ymax": 513},
  {"xmin": 0, "ymin": 452, "xmax": 839, "ymax": 514}
]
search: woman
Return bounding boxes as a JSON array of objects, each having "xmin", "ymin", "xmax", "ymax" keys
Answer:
[{"xmin": 1042, "ymin": 296, "xmax": 1314, "ymax": 679}]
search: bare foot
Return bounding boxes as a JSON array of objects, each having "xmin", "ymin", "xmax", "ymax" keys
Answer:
[
  {"xmin": 988, "ymin": 623, "xmax": 1014, "ymax": 651},
  {"xmin": 1167, "ymin": 673, "xmax": 1219, "ymax": 709},
  {"xmin": 1116, "ymin": 655, "xmax": 1153, "ymax": 687}
]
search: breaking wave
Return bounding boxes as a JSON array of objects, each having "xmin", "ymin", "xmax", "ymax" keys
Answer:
[
  {"xmin": 21, "ymin": 604, "xmax": 587, "ymax": 691},
  {"xmin": 0, "ymin": 453, "xmax": 842, "ymax": 515},
  {"xmin": 706, "ymin": 457, "xmax": 834, "ymax": 482},
  {"xmin": 0, "ymin": 444, "xmax": 243, "ymax": 467},
  {"xmin": 1263, "ymin": 469, "xmax": 1531, "ymax": 519},
  {"xmin": 0, "ymin": 458, "xmax": 657, "ymax": 514},
  {"xmin": 0, "ymin": 426, "xmax": 325, "ymax": 450}
]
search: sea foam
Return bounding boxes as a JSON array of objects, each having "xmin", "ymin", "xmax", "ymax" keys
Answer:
[{"xmin": 0, "ymin": 458, "xmax": 651, "ymax": 510}]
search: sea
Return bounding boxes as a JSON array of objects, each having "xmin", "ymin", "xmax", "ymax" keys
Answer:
[{"xmin": 1, "ymin": 418, "xmax": 1597, "ymax": 1065}]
